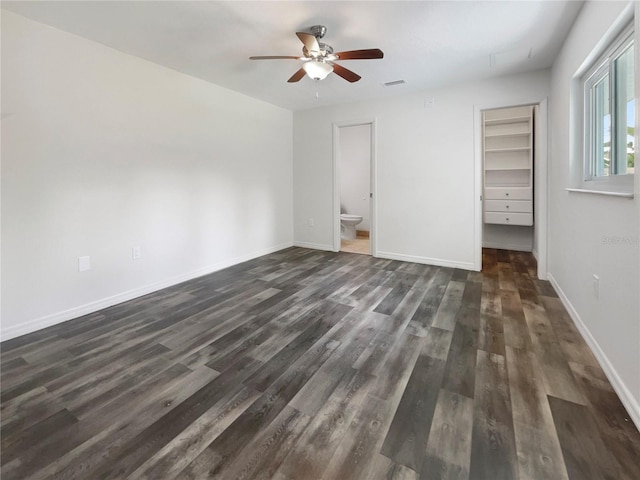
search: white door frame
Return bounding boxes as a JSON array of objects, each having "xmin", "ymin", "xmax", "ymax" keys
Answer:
[
  {"xmin": 473, "ymin": 98, "xmax": 549, "ymax": 279},
  {"xmin": 534, "ymin": 98, "xmax": 549, "ymax": 279},
  {"xmin": 332, "ymin": 119, "xmax": 377, "ymax": 254}
]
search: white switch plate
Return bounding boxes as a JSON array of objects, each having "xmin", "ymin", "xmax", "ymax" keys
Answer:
[
  {"xmin": 593, "ymin": 274, "xmax": 599, "ymax": 299},
  {"xmin": 308, "ymin": 218, "xmax": 315, "ymax": 227},
  {"xmin": 132, "ymin": 246, "xmax": 141, "ymax": 260},
  {"xmin": 78, "ymin": 256, "xmax": 91, "ymax": 272}
]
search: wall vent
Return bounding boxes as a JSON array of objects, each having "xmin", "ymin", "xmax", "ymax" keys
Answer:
[{"xmin": 383, "ymin": 80, "xmax": 406, "ymax": 87}]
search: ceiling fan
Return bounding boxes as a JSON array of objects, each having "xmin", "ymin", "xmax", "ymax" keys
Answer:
[{"xmin": 249, "ymin": 25, "xmax": 384, "ymax": 83}]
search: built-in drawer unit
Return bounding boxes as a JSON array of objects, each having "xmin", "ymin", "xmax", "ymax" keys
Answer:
[
  {"xmin": 484, "ymin": 187, "xmax": 532, "ymax": 200},
  {"xmin": 484, "ymin": 200, "xmax": 532, "ymax": 213},
  {"xmin": 484, "ymin": 212, "xmax": 533, "ymax": 226}
]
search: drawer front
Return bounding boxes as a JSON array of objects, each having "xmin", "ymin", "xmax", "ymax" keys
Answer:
[
  {"xmin": 484, "ymin": 187, "xmax": 532, "ymax": 200},
  {"xmin": 485, "ymin": 200, "xmax": 532, "ymax": 213},
  {"xmin": 484, "ymin": 212, "xmax": 533, "ymax": 226}
]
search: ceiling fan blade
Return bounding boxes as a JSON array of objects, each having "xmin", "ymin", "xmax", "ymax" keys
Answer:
[
  {"xmin": 296, "ymin": 32, "xmax": 320, "ymax": 55},
  {"xmin": 332, "ymin": 63, "xmax": 361, "ymax": 83},
  {"xmin": 249, "ymin": 56, "xmax": 300, "ymax": 60},
  {"xmin": 335, "ymin": 49, "xmax": 384, "ymax": 60},
  {"xmin": 287, "ymin": 68, "xmax": 307, "ymax": 83}
]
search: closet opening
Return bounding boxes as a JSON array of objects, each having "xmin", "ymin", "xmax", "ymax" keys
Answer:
[{"xmin": 479, "ymin": 101, "xmax": 548, "ymax": 278}]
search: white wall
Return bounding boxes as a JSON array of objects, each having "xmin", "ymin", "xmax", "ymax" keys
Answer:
[
  {"xmin": 1, "ymin": 11, "xmax": 293, "ymax": 340},
  {"xmin": 339, "ymin": 124, "xmax": 371, "ymax": 231},
  {"xmin": 548, "ymin": 0, "xmax": 640, "ymax": 424},
  {"xmin": 483, "ymin": 224, "xmax": 533, "ymax": 252},
  {"xmin": 294, "ymin": 70, "xmax": 550, "ymax": 267}
]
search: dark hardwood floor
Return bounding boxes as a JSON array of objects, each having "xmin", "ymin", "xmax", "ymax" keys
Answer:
[{"xmin": 1, "ymin": 247, "xmax": 639, "ymax": 479}]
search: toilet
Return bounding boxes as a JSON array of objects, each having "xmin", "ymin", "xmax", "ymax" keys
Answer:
[{"xmin": 340, "ymin": 214, "xmax": 363, "ymax": 240}]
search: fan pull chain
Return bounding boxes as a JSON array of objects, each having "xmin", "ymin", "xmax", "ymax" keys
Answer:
[{"xmin": 315, "ymin": 79, "xmax": 320, "ymax": 100}]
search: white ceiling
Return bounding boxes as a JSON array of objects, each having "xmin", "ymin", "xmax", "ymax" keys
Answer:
[{"xmin": 2, "ymin": 1, "xmax": 584, "ymax": 111}]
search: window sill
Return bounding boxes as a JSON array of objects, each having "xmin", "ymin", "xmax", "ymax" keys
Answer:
[{"xmin": 565, "ymin": 187, "xmax": 634, "ymax": 198}]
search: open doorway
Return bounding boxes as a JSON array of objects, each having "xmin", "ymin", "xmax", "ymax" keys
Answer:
[
  {"xmin": 475, "ymin": 99, "xmax": 548, "ymax": 279},
  {"xmin": 333, "ymin": 120, "xmax": 376, "ymax": 255}
]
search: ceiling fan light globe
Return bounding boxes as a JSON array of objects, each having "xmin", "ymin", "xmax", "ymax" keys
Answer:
[{"xmin": 302, "ymin": 60, "xmax": 333, "ymax": 80}]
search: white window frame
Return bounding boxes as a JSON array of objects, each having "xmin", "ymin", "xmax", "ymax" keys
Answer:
[{"xmin": 582, "ymin": 22, "xmax": 635, "ymax": 191}]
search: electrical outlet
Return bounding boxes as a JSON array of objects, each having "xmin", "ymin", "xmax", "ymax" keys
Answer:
[
  {"xmin": 593, "ymin": 274, "xmax": 599, "ymax": 299},
  {"xmin": 78, "ymin": 256, "xmax": 91, "ymax": 272},
  {"xmin": 308, "ymin": 218, "xmax": 315, "ymax": 227},
  {"xmin": 132, "ymin": 246, "xmax": 141, "ymax": 260}
]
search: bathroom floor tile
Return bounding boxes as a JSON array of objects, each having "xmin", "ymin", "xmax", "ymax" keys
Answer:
[{"xmin": 341, "ymin": 238, "xmax": 370, "ymax": 255}]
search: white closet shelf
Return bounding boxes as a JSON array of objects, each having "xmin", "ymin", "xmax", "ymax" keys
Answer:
[
  {"xmin": 485, "ymin": 147, "xmax": 531, "ymax": 153},
  {"xmin": 484, "ymin": 131, "xmax": 531, "ymax": 138},
  {"xmin": 484, "ymin": 115, "xmax": 531, "ymax": 126},
  {"xmin": 484, "ymin": 166, "xmax": 531, "ymax": 171},
  {"xmin": 483, "ymin": 105, "xmax": 534, "ymax": 227}
]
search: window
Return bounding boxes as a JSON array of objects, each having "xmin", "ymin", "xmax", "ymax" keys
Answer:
[{"xmin": 583, "ymin": 23, "xmax": 635, "ymax": 182}]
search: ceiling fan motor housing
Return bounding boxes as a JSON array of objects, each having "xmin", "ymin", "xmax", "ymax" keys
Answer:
[
  {"xmin": 303, "ymin": 43, "xmax": 334, "ymax": 59},
  {"xmin": 310, "ymin": 25, "xmax": 327, "ymax": 39}
]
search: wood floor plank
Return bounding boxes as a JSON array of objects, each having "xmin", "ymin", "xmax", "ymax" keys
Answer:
[
  {"xmin": 386, "ymin": 287, "xmax": 429, "ymax": 332},
  {"xmin": 569, "ymin": 362, "xmax": 640, "ymax": 480},
  {"xmin": 542, "ymin": 296, "xmax": 599, "ymax": 367},
  {"xmin": 243, "ymin": 302, "xmax": 352, "ymax": 392},
  {"xmin": 506, "ymin": 346, "xmax": 569, "ymax": 480},
  {"xmin": 452, "ymin": 268, "xmax": 469, "ymax": 282},
  {"xmin": 1, "ymin": 247, "xmax": 637, "ymax": 480},
  {"xmin": 369, "ymin": 455, "xmax": 419, "ymax": 480},
  {"xmin": 498, "ymin": 261, "xmax": 517, "ymax": 292},
  {"xmin": 441, "ymin": 322, "xmax": 477, "ymax": 399},
  {"xmin": 430, "ymin": 280, "xmax": 465, "ymax": 331},
  {"xmin": 1, "ymin": 408, "xmax": 78, "ymax": 466},
  {"xmin": 534, "ymin": 339, "xmax": 587, "ymax": 405},
  {"xmin": 287, "ymin": 315, "xmax": 371, "ymax": 414},
  {"xmin": 374, "ymin": 283, "xmax": 413, "ymax": 315},
  {"xmin": 501, "ymin": 289, "xmax": 532, "ymax": 350},
  {"xmin": 78, "ymin": 358, "xmax": 262, "ymax": 479},
  {"xmin": 0, "ymin": 386, "xmax": 60, "ymax": 435},
  {"xmin": 320, "ymin": 393, "xmax": 397, "ymax": 480},
  {"xmin": 478, "ymin": 312, "xmax": 505, "ymax": 356},
  {"xmin": 352, "ymin": 328, "xmax": 396, "ymax": 375},
  {"xmin": 275, "ymin": 368, "xmax": 374, "ymax": 479},
  {"xmin": 468, "ymin": 350, "xmax": 518, "ymax": 480},
  {"xmin": 421, "ymin": 327, "xmax": 454, "ymax": 361},
  {"xmin": 368, "ymin": 332, "xmax": 424, "ymax": 401},
  {"xmin": 6, "ymin": 362, "xmax": 217, "ymax": 480},
  {"xmin": 380, "ymin": 354, "xmax": 446, "ymax": 471},
  {"xmin": 522, "ymin": 299, "xmax": 558, "ymax": 346},
  {"xmin": 128, "ymin": 384, "xmax": 261, "ymax": 480},
  {"xmin": 204, "ymin": 405, "xmax": 311, "ymax": 480},
  {"xmin": 406, "ymin": 269, "xmax": 454, "ymax": 337},
  {"xmin": 422, "ymin": 389, "xmax": 474, "ymax": 480},
  {"xmin": 548, "ymin": 395, "xmax": 622, "ymax": 480},
  {"xmin": 178, "ymin": 336, "xmax": 340, "ymax": 478},
  {"xmin": 477, "ymin": 286, "xmax": 505, "ymax": 356}
]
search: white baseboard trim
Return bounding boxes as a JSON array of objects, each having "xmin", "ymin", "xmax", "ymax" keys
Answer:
[
  {"xmin": 547, "ymin": 272, "xmax": 640, "ymax": 431},
  {"xmin": 376, "ymin": 251, "xmax": 476, "ymax": 271},
  {"xmin": 482, "ymin": 241, "xmax": 533, "ymax": 252},
  {"xmin": 292, "ymin": 241, "xmax": 335, "ymax": 252},
  {"xmin": 0, "ymin": 241, "xmax": 293, "ymax": 342}
]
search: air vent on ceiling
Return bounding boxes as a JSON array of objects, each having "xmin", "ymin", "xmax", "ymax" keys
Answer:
[
  {"xmin": 490, "ymin": 48, "xmax": 532, "ymax": 68},
  {"xmin": 383, "ymin": 80, "xmax": 406, "ymax": 87}
]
